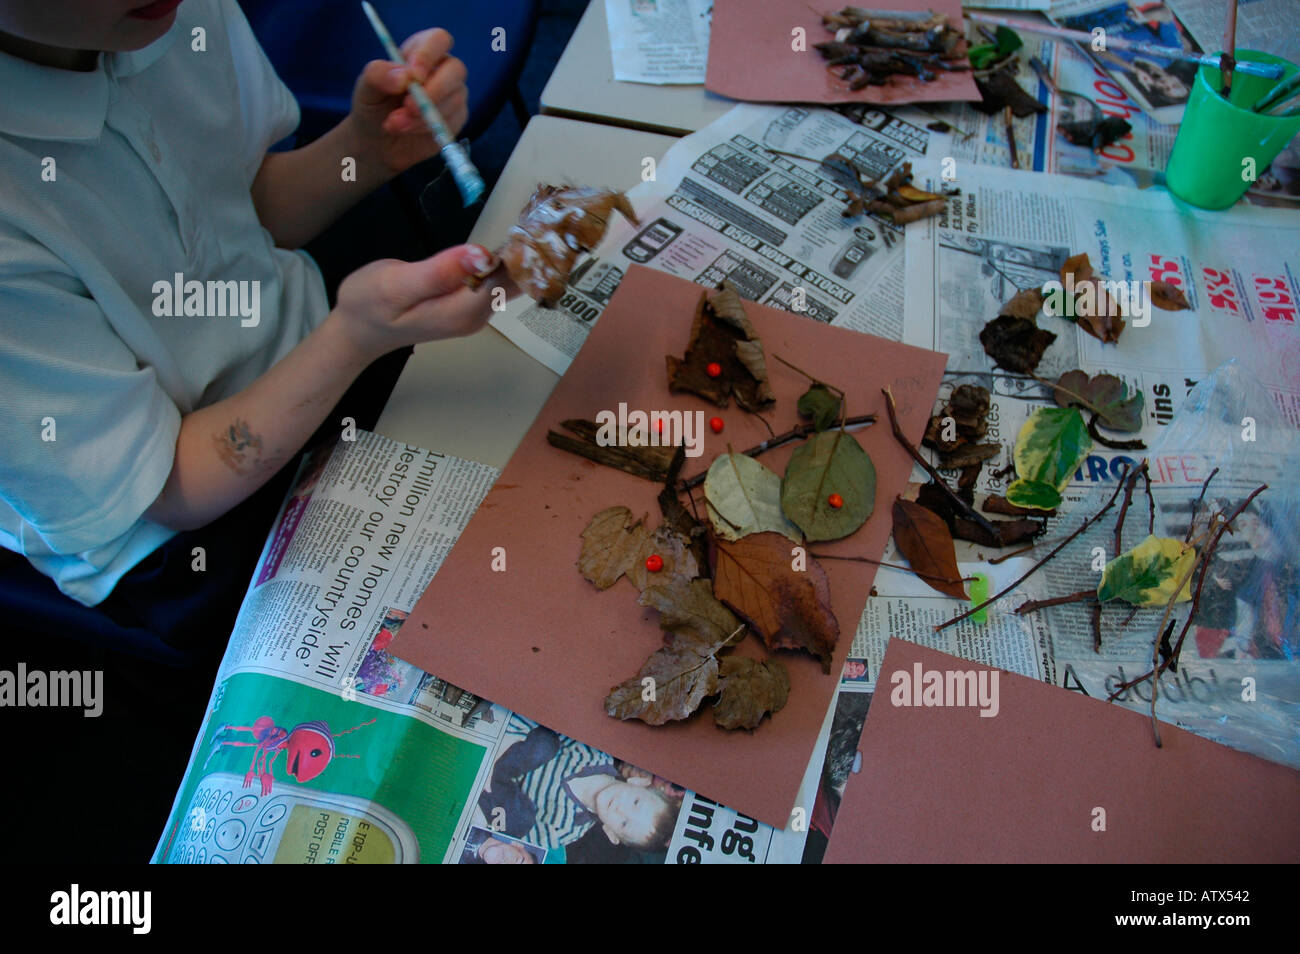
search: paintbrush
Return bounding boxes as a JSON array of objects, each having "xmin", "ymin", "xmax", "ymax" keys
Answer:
[
  {"xmin": 361, "ymin": 1, "xmax": 485, "ymax": 206},
  {"xmin": 1219, "ymin": 0, "xmax": 1237, "ymax": 96},
  {"xmin": 965, "ymin": 12, "xmax": 1284, "ymax": 79}
]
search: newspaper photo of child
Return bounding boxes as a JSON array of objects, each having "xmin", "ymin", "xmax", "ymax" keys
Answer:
[
  {"xmin": 459, "ymin": 827, "xmax": 544, "ymax": 865},
  {"xmin": 474, "ymin": 714, "xmax": 682, "ymax": 863}
]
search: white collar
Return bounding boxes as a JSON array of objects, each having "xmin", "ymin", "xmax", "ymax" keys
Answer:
[{"xmin": 0, "ymin": 19, "xmax": 182, "ymax": 141}]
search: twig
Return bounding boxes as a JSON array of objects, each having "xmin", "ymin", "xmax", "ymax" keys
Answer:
[
  {"xmin": 1004, "ymin": 106, "xmax": 1019, "ymax": 169},
  {"xmin": 773, "ymin": 354, "xmax": 846, "ymax": 401},
  {"xmin": 937, "ymin": 465, "xmax": 1131, "ymax": 630},
  {"xmin": 1015, "ymin": 589, "xmax": 1094, "ymax": 614},
  {"xmin": 1184, "ymin": 466, "xmax": 1219, "ymax": 543},
  {"xmin": 882, "ymin": 387, "xmax": 1001, "ymax": 539},
  {"xmin": 677, "ymin": 415, "xmax": 876, "ymax": 490},
  {"xmin": 1108, "ymin": 484, "xmax": 1267, "ymax": 702},
  {"xmin": 1112, "ymin": 465, "xmax": 1139, "ymax": 557},
  {"xmin": 988, "ymin": 541, "xmax": 1036, "ymax": 564},
  {"xmin": 1092, "ymin": 600, "xmax": 1104, "ymax": 653},
  {"xmin": 1142, "ymin": 464, "xmax": 1155, "ymax": 534},
  {"xmin": 810, "ymin": 552, "xmax": 978, "ymax": 585}
]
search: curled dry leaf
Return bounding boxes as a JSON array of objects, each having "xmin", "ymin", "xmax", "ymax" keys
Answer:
[
  {"xmin": 494, "ymin": 185, "xmax": 638, "ymax": 306},
  {"xmin": 998, "ymin": 287, "xmax": 1045, "ymax": 320},
  {"xmin": 666, "ymin": 287, "xmax": 775, "ymax": 411},
  {"xmin": 980, "ymin": 315, "xmax": 1057, "ymax": 373},
  {"xmin": 713, "ymin": 657, "xmax": 791, "ymax": 731},
  {"xmin": 704, "ymin": 452, "xmax": 802, "ymax": 542},
  {"xmin": 711, "ymin": 531, "xmax": 840, "ymax": 673},
  {"xmin": 892, "ymin": 498, "xmax": 967, "ymax": 599},
  {"xmin": 1149, "ymin": 281, "xmax": 1190, "ymax": 311},
  {"xmin": 578, "ymin": 506, "xmax": 698, "ymax": 591},
  {"xmin": 781, "ymin": 428, "xmax": 876, "ymax": 542}
]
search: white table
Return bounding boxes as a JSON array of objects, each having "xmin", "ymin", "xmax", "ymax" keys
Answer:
[
  {"xmin": 540, "ymin": 0, "xmax": 735, "ymax": 136},
  {"xmin": 374, "ymin": 116, "xmax": 677, "ymax": 465}
]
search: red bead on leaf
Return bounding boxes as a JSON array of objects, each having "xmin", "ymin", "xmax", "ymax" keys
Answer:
[
  {"xmin": 709, "ymin": 417, "xmax": 724, "ymax": 433},
  {"xmin": 706, "ymin": 362, "xmax": 723, "ymax": 378},
  {"xmin": 827, "ymin": 493, "xmax": 844, "ymax": 509},
  {"xmin": 645, "ymin": 554, "xmax": 664, "ymax": 572}
]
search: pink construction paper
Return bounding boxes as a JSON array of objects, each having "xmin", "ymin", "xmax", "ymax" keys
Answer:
[
  {"xmin": 825, "ymin": 639, "xmax": 1300, "ymax": 863},
  {"xmin": 394, "ymin": 265, "xmax": 946, "ymax": 827},
  {"xmin": 706, "ymin": 0, "xmax": 980, "ymax": 106}
]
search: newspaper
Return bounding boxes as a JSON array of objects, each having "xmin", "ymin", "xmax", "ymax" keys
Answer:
[
  {"xmin": 490, "ymin": 102, "xmax": 946, "ymax": 374},
  {"xmin": 898, "ymin": 161, "xmax": 1300, "ymax": 768},
  {"xmin": 153, "ymin": 430, "xmax": 844, "ymax": 864},
  {"xmin": 1048, "ymin": 0, "xmax": 1203, "ymax": 125},
  {"xmin": 930, "ymin": 30, "xmax": 1177, "ymax": 188},
  {"xmin": 605, "ymin": 0, "xmax": 712, "ymax": 84}
]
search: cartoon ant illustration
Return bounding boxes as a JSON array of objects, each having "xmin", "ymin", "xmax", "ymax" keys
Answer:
[{"xmin": 205, "ymin": 715, "xmax": 376, "ymax": 795}]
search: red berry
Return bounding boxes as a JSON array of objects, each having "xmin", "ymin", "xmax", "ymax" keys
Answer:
[
  {"xmin": 654, "ymin": 418, "xmax": 665, "ymax": 433},
  {"xmin": 645, "ymin": 554, "xmax": 664, "ymax": 572},
  {"xmin": 828, "ymin": 493, "xmax": 844, "ymax": 509},
  {"xmin": 709, "ymin": 416, "xmax": 724, "ymax": 433},
  {"xmin": 706, "ymin": 362, "xmax": 723, "ymax": 378}
]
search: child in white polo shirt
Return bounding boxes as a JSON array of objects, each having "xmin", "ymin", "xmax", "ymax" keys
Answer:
[{"xmin": 0, "ymin": 0, "xmax": 508, "ymax": 652}]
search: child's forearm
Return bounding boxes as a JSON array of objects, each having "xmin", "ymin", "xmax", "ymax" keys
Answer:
[
  {"xmin": 250, "ymin": 116, "xmax": 394, "ymax": 249},
  {"xmin": 143, "ymin": 312, "xmax": 371, "ymax": 531}
]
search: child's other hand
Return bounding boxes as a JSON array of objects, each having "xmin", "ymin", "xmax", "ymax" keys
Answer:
[
  {"xmin": 331, "ymin": 245, "xmax": 516, "ymax": 360},
  {"xmin": 351, "ymin": 28, "xmax": 469, "ymax": 174}
]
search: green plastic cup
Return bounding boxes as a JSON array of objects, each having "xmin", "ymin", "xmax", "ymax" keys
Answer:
[{"xmin": 1165, "ymin": 50, "xmax": 1300, "ymax": 210}]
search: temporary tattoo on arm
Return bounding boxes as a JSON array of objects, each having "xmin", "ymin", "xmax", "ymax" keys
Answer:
[{"xmin": 213, "ymin": 418, "xmax": 265, "ymax": 475}]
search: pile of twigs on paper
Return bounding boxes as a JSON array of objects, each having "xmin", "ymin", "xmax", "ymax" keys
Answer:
[{"xmin": 815, "ymin": 7, "xmax": 969, "ymax": 87}]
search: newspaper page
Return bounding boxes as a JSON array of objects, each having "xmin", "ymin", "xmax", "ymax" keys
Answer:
[
  {"xmin": 605, "ymin": 0, "xmax": 712, "ymax": 84},
  {"xmin": 152, "ymin": 430, "xmax": 850, "ymax": 863},
  {"xmin": 489, "ymin": 102, "xmax": 947, "ymax": 373},
  {"xmin": 898, "ymin": 161, "xmax": 1300, "ymax": 768},
  {"xmin": 1048, "ymin": 0, "xmax": 1204, "ymax": 125},
  {"xmin": 930, "ymin": 30, "xmax": 1177, "ymax": 188}
]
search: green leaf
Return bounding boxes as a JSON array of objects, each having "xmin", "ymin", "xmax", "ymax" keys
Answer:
[
  {"xmin": 1010, "ymin": 407, "xmax": 1092, "ymax": 510},
  {"xmin": 780, "ymin": 428, "xmax": 876, "ymax": 541},
  {"xmin": 1005, "ymin": 479, "xmax": 1062, "ymax": 511},
  {"xmin": 1053, "ymin": 370, "xmax": 1144, "ymax": 433},
  {"xmin": 1097, "ymin": 535, "xmax": 1197, "ymax": 606},
  {"xmin": 703, "ymin": 452, "xmax": 802, "ymax": 542},
  {"xmin": 797, "ymin": 383, "xmax": 841, "ymax": 432},
  {"xmin": 969, "ymin": 26, "xmax": 1022, "ymax": 70}
]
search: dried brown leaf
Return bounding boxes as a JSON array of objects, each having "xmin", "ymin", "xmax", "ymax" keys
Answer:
[
  {"xmin": 638, "ymin": 578, "xmax": 744, "ymax": 651},
  {"xmin": 711, "ymin": 531, "xmax": 840, "ymax": 673},
  {"xmin": 713, "ymin": 657, "xmax": 791, "ymax": 730},
  {"xmin": 979, "ymin": 315, "xmax": 1057, "ymax": 373},
  {"xmin": 1150, "ymin": 281, "xmax": 1190, "ymax": 311},
  {"xmin": 500, "ymin": 185, "xmax": 639, "ymax": 306},
  {"xmin": 999, "ymin": 287, "xmax": 1045, "ymax": 320},
  {"xmin": 891, "ymin": 498, "xmax": 968, "ymax": 600},
  {"xmin": 578, "ymin": 506, "xmax": 698, "ymax": 591}
]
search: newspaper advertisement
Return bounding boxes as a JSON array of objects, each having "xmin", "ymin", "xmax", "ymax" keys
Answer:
[
  {"xmin": 153, "ymin": 430, "xmax": 848, "ymax": 863},
  {"xmin": 1048, "ymin": 0, "xmax": 1204, "ymax": 124},
  {"xmin": 490, "ymin": 102, "xmax": 946, "ymax": 374},
  {"xmin": 605, "ymin": 0, "xmax": 712, "ymax": 84},
  {"xmin": 898, "ymin": 161, "xmax": 1300, "ymax": 768}
]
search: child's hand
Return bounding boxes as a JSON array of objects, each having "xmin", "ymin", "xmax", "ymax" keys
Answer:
[
  {"xmin": 330, "ymin": 245, "xmax": 514, "ymax": 360},
  {"xmin": 350, "ymin": 28, "xmax": 469, "ymax": 174}
]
